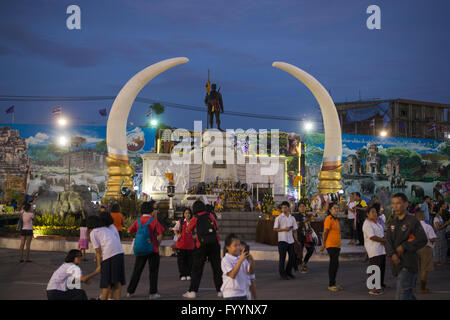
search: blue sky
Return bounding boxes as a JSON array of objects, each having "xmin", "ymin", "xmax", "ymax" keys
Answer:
[{"xmin": 1, "ymin": 0, "xmax": 449, "ymax": 132}]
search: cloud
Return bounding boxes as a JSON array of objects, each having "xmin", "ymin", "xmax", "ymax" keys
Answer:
[
  {"xmin": 26, "ymin": 132, "xmax": 49, "ymax": 145},
  {"xmin": 79, "ymin": 135, "xmax": 103, "ymax": 144}
]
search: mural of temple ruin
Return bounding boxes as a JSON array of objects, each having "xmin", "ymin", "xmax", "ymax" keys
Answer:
[{"xmin": 0, "ymin": 127, "xmax": 30, "ymax": 193}]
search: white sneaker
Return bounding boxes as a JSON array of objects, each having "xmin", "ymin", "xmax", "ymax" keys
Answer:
[
  {"xmin": 181, "ymin": 276, "xmax": 187, "ymax": 281},
  {"xmin": 186, "ymin": 276, "xmax": 191, "ymax": 281},
  {"xmin": 149, "ymin": 293, "xmax": 161, "ymax": 300},
  {"xmin": 126, "ymin": 293, "xmax": 134, "ymax": 298},
  {"xmin": 217, "ymin": 292, "xmax": 223, "ymax": 298},
  {"xmin": 182, "ymin": 291, "xmax": 196, "ymax": 299}
]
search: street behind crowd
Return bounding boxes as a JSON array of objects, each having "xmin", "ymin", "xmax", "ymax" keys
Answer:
[{"xmin": 0, "ymin": 248, "xmax": 449, "ymax": 300}]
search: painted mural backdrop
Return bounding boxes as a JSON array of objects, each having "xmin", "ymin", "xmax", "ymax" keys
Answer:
[
  {"xmin": 304, "ymin": 133, "xmax": 450, "ymax": 201},
  {"xmin": 0, "ymin": 124, "xmax": 155, "ymax": 201}
]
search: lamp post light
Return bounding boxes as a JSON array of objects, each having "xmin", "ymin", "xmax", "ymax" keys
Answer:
[
  {"xmin": 380, "ymin": 130, "xmax": 388, "ymax": 137},
  {"xmin": 57, "ymin": 117, "xmax": 68, "ymax": 127},
  {"xmin": 59, "ymin": 136, "xmax": 72, "ymax": 191}
]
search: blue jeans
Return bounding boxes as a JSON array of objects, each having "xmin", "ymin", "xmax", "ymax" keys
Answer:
[{"xmin": 395, "ymin": 268, "xmax": 416, "ymax": 300}]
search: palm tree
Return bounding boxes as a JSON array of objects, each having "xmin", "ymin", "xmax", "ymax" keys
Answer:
[{"xmin": 150, "ymin": 103, "xmax": 164, "ymax": 115}]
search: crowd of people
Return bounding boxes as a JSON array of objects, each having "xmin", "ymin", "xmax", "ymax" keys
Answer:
[{"xmin": 11, "ymin": 190, "xmax": 450, "ymax": 301}]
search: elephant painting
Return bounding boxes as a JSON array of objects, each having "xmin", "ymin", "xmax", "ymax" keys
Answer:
[
  {"xmin": 359, "ymin": 179, "xmax": 375, "ymax": 195},
  {"xmin": 411, "ymin": 184, "xmax": 425, "ymax": 200},
  {"xmin": 390, "ymin": 175, "xmax": 406, "ymax": 190}
]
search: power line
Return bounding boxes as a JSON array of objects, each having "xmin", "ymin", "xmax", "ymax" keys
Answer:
[{"xmin": 0, "ymin": 95, "xmax": 324, "ymax": 125}]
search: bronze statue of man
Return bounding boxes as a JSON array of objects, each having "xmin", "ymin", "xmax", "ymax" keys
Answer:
[{"xmin": 204, "ymin": 83, "xmax": 224, "ymax": 131}]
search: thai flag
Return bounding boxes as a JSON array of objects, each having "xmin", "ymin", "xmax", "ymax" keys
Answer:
[
  {"xmin": 146, "ymin": 108, "xmax": 152, "ymax": 118},
  {"xmin": 370, "ymin": 119, "xmax": 375, "ymax": 127},
  {"xmin": 99, "ymin": 108, "xmax": 107, "ymax": 116},
  {"xmin": 52, "ymin": 106, "xmax": 61, "ymax": 116},
  {"xmin": 5, "ymin": 105, "xmax": 14, "ymax": 114},
  {"xmin": 428, "ymin": 123, "xmax": 436, "ymax": 131}
]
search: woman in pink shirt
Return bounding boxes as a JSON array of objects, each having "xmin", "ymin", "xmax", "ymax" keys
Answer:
[{"xmin": 19, "ymin": 203, "xmax": 35, "ymax": 262}]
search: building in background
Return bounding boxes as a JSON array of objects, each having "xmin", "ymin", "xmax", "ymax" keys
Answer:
[{"xmin": 336, "ymin": 99, "xmax": 450, "ymax": 140}]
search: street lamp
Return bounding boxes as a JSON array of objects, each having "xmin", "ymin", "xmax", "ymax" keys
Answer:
[
  {"xmin": 59, "ymin": 136, "xmax": 68, "ymax": 146},
  {"xmin": 150, "ymin": 119, "xmax": 158, "ymax": 127},
  {"xmin": 58, "ymin": 136, "xmax": 72, "ymax": 191},
  {"xmin": 304, "ymin": 121, "xmax": 314, "ymax": 132},
  {"xmin": 57, "ymin": 117, "xmax": 68, "ymax": 127},
  {"xmin": 380, "ymin": 130, "xmax": 388, "ymax": 137}
]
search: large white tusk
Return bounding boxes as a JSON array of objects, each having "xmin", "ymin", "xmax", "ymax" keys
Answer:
[
  {"xmin": 272, "ymin": 61, "xmax": 342, "ymax": 165},
  {"xmin": 106, "ymin": 57, "xmax": 189, "ymax": 157}
]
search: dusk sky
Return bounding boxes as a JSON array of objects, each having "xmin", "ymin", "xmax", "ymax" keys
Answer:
[{"xmin": 1, "ymin": 0, "xmax": 449, "ymax": 132}]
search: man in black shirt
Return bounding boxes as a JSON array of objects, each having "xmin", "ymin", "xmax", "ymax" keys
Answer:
[{"xmin": 386, "ymin": 193, "xmax": 427, "ymax": 300}]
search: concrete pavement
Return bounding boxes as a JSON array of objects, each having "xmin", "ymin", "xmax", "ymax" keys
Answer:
[{"xmin": 0, "ymin": 248, "xmax": 449, "ymax": 300}]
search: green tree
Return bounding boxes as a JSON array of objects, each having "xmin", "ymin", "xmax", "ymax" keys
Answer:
[
  {"xmin": 96, "ymin": 139, "xmax": 107, "ymax": 153},
  {"xmin": 150, "ymin": 103, "xmax": 165, "ymax": 115}
]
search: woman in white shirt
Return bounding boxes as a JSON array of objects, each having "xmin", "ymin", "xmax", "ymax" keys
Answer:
[
  {"xmin": 433, "ymin": 202, "xmax": 450, "ymax": 266},
  {"xmin": 220, "ymin": 233, "xmax": 255, "ymax": 300},
  {"xmin": 88, "ymin": 213, "xmax": 125, "ymax": 300},
  {"xmin": 46, "ymin": 249, "xmax": 99, "ymax": 300},
  {"xmin": 362, "ymin": 206, "xmax": 386, "ymax": 295},
  {"xmin": 19, "ymin": 203, "xmax": 34, "ymax": 263}
]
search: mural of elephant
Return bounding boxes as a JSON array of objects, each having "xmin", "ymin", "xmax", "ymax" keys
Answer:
[
  {"xmin": 411, "ymin": 184, "xmax": 425, "ymax": 200},
  {"xmin": 359, "ymin": 179, "xmax": 375, "ymax": 195}
]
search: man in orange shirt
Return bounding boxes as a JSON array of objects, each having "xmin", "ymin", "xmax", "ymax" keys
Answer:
[
  {"xmin": 110, "ymin": 203, "xmax": 125, "ymax": 239},
  {"xmin": 320, "ymin": 202, "xmax": 342, "ymax": 292}
]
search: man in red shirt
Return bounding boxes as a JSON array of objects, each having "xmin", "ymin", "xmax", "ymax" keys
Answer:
[
  {"xmin": 182, "ymin": 201, "xmax": 222, "ymax": 299},
  {"xmin": 126, "ymin": 200, "xmax": 165, "ymax": 299}
]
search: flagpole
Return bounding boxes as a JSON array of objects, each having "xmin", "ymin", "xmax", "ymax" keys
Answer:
[{"xmin": 12, "ymin": 111, "xmax": 14, "ymax": 125}]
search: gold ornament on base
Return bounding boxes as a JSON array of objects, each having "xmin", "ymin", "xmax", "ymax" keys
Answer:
[
  {"xmin": 317, "ymin": 161, "xmax": 343, "ymax": 195},
  {"xmin": 104, "ymin": 153, "xmax": 134, "ymax": 200}
]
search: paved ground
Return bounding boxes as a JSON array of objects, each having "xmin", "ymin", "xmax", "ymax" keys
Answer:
[{"xmin": 0, "ymin": 248, "xmax": 449, "ymax": 300}]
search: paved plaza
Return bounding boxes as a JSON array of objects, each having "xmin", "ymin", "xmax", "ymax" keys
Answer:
[{"xmin": 0, "ymin": 248, "xmax": 449, "ymax": 300}]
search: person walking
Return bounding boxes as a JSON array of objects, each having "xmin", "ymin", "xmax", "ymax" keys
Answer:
[
  {"xmin": 19, "ymin": 203, "xmax": 34, "ymax": 263},
  {"xmin": 363, "ymin": 206, "xmax": 387, "ymax": 295},
  {"xmin": 294, "ymin": 203, "xmax": 315, "ymax": 273},
  {"xmin": 88, "ymin": 213, "xmax": 125, "ymax": 300},
  {"xmin": 220, "ymin": 233, "xmax": 255, "ymax": 300},
  {"xmin": 346, "ymin": 193, "xmax": 357, "ymax": 245},
  {"xmin": 183, "ymin": 201, "xmax": 222, "ymax": 299},
  {"xmin": 78, "ymin": 219, "xmax": 89, "ymax": 261},
  {"xmin": 46, "ymin": 249, "xmax": 99, "ymax": 300},
  {"xmin": 415, "ymin": 210, "xmax": 437, "ymax": 293},
  {"xmin": 420, "ymin": 196, "xmax": 432, "ymax": 224},
  {"xmin": 386, "ymin": 193, "xmax": 427, "ymax": 300},
  {"xmin": 320, "ymin": 202, "xmax": 343, "ymax": 292},
  {"xmin": 127, "ymin": 200, "xmax": 165, "ymax": 299},
  {"xmin": 273, "ymin": 201, "xmax": 298, "ymax": 280},
  {"xmin": 110, "ymin": 203, "xmax": 125, "ymax": 239},
  {"xmin": 354, "ymin": 192, "xmax": 368, "ymax": 246},
  {"xmin": 174, "ymin": 208, "xmax": 195, "ymax": 280},
  {"xmin": 433, "ymin": 201, "xmax": 450, "ymax": 267}
]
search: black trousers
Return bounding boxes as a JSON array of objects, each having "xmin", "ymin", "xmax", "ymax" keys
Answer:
[
  {"xmin": 209, "ymin": 109, "xmax": 221, "ymax": 129},
  {"xmin": 347, "ymin": 219, "xmax": 356, "ymax": 240},
  {"xmin": 356, "ymin": 219, "xmax": 364, "ymax": 245},
  {"xmin": 278, "ymin": 241, "xmax": 295, "ymax": 277},
  {"xmin": 369, "ymin": 254, "xmax": 386, "ymax": 287},
  {"xmin": 177, "ymin": 249, "xmax": 194, "ymax": 277},
  {"xmin": 189, "ymin": 243, "xmax": 222, "ymax": 292},
  {"xmin": 47, "ymin": 289, "xmax": 87, "ymax": 300},
  {"xmin": 127, "ymin": 253, "xmax": 160, "ymax": 295},
  {"xmin": 327, "ymin": 247, "xmax": 340, "ymax": 286},
  {"xmin": 294, "ymin": 243, "xmax": 314, "ymax": 270}
]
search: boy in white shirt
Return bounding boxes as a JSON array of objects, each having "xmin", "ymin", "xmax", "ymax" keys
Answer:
[
  {"xmin": 220, "ymin": 234, "xmax": 255, "ymax": 300},
  {"xmin": 273, "ymin": 201, "xmax": 298, "ymax": 280},
  {"xmin": 416, "ymin": 210, "xmax": 437, "ymax": 293}
]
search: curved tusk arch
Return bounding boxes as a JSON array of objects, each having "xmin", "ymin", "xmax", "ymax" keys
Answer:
[
  {"xmin": 107, "ymin": 57, "xmax": 189, "ymax": 156},
  {"xmin": 105, "ymin": 57, "xmax": 189, "ymax": 199},
  {"xmin": 272, "ymin": 61, "xmax": 342, "ymax": 194}
]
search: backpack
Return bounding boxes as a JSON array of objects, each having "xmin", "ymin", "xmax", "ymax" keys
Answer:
[
  {"xmin": 196, "ymin": 214, "xmax": 217, "ymax": 246},
  {"xmin": 133, "ymin": 217, "xmax": 154, "ymax": 256}
]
